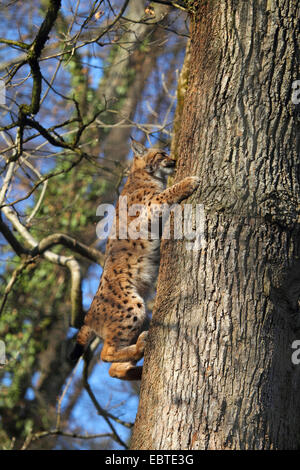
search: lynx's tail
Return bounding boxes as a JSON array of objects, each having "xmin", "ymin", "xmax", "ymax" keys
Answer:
[{"xmin": 70, "ymin": 325, "xmax": 94, "ymax": 362}]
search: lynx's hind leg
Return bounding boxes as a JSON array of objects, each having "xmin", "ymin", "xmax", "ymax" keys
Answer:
[
  {"xmin": 109, "ymin": 362, "xmax": 143, "ymax": 381},
  {"xmin": 101, "ymin": 330, "xmax": 148, "ymax": 364}
]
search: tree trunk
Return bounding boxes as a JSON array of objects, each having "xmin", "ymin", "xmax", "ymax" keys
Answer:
[{"xmin": 131, "ymin": 0, "xmax": 300, "ymax": 450}]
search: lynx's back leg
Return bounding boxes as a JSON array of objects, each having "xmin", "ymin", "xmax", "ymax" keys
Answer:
[
  {"xmin": 101, "ymin": 330, "xmax": 148, "ymax": 364},
  {"xmin": 104, "ymin": 331, "xmax": 148, "ymax": 380},
  {"xmin": 108, "ymin": 362, "xmax": 143, "ymax": 381}
]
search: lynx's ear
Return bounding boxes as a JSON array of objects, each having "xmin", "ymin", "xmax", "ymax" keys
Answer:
[{"xmin": 130, "ymin": 137, "xmax": 147, "ymax": 158}]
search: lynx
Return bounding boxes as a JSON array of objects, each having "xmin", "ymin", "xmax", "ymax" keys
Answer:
[{"xmin": 70, "ymin": 139, "xmax": 200, "ymax": 380}]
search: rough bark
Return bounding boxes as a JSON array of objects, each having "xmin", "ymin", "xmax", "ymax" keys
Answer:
[{"xmin": 131, "ymin": 0, "xmax": 300, "ymax": 450}]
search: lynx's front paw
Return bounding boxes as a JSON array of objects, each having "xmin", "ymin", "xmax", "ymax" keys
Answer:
[
  {"xmin": 136, "ymin": 330, "xmax": 148, "ymax": 355},
  {"xmin": 182, "ymin": 176, "xmax": 200, "ymax": 194}
]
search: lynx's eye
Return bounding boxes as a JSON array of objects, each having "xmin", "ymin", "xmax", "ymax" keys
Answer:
[{"xmin": 161, "ymin": 157, "xmax": 175, "ymax": 168}]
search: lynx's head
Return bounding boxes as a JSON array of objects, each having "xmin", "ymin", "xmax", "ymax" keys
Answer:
[{"xmin": 130, "ymin": 138, "xmax": 175, "ymax": 179}]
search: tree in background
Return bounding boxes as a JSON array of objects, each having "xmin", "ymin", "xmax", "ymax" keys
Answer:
[
  {"xmin": 131, "ymin": 0, "xmax": 300, "ymax": 450},
  {"xmin": 0, "ymin": 0, "xmax": 188, "ymax": 449}
]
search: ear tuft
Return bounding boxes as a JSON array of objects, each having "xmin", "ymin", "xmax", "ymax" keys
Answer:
[{"xmin": 130, "ymin": 137, "xmax": 147, "ymax": 157}]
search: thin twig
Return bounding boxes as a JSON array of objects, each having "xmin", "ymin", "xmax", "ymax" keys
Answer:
[
  {"xmin": 83, "ymin": 353, "xmax": 132, "ymax": 449},
  {"xmin": 56, "ymin": 356, "xmax": 82, "ymax": 430},
  {"xmin": 20, "ymin": 428, "xmax": 113, "ymax": 450},
  {"xmin": 0, "ymin": 256, "xmax": 38, "ymax": 316}
]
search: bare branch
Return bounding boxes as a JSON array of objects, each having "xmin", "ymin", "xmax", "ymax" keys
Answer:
[
  {"xmin": 150, "ymin": 0, "xmax": 189, "ymax": 11},
  {"xmin": 20, "ymin": 428, "xmax": 113, "ymax": 450},
  {"xmin": 1, "ymin": 205, "xmax": 83, "ymax": 327},
  {"xmin": 0, "ymin": 38, "xmax": 29, "ymax": 50},
  {"xmin": 33, "ymin": 233, "xmax": 104, "ymax": 266},
  {"xmin": 18, "ymin": 0, "xmax": 62, "ymax": 117},
  {"xmin": 0, "ymin": 211, "xmax": 29, "ymax": 257},
  {"xmin": 0, "ymin": 162, "xmax": 15, "ymax": 205}
]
